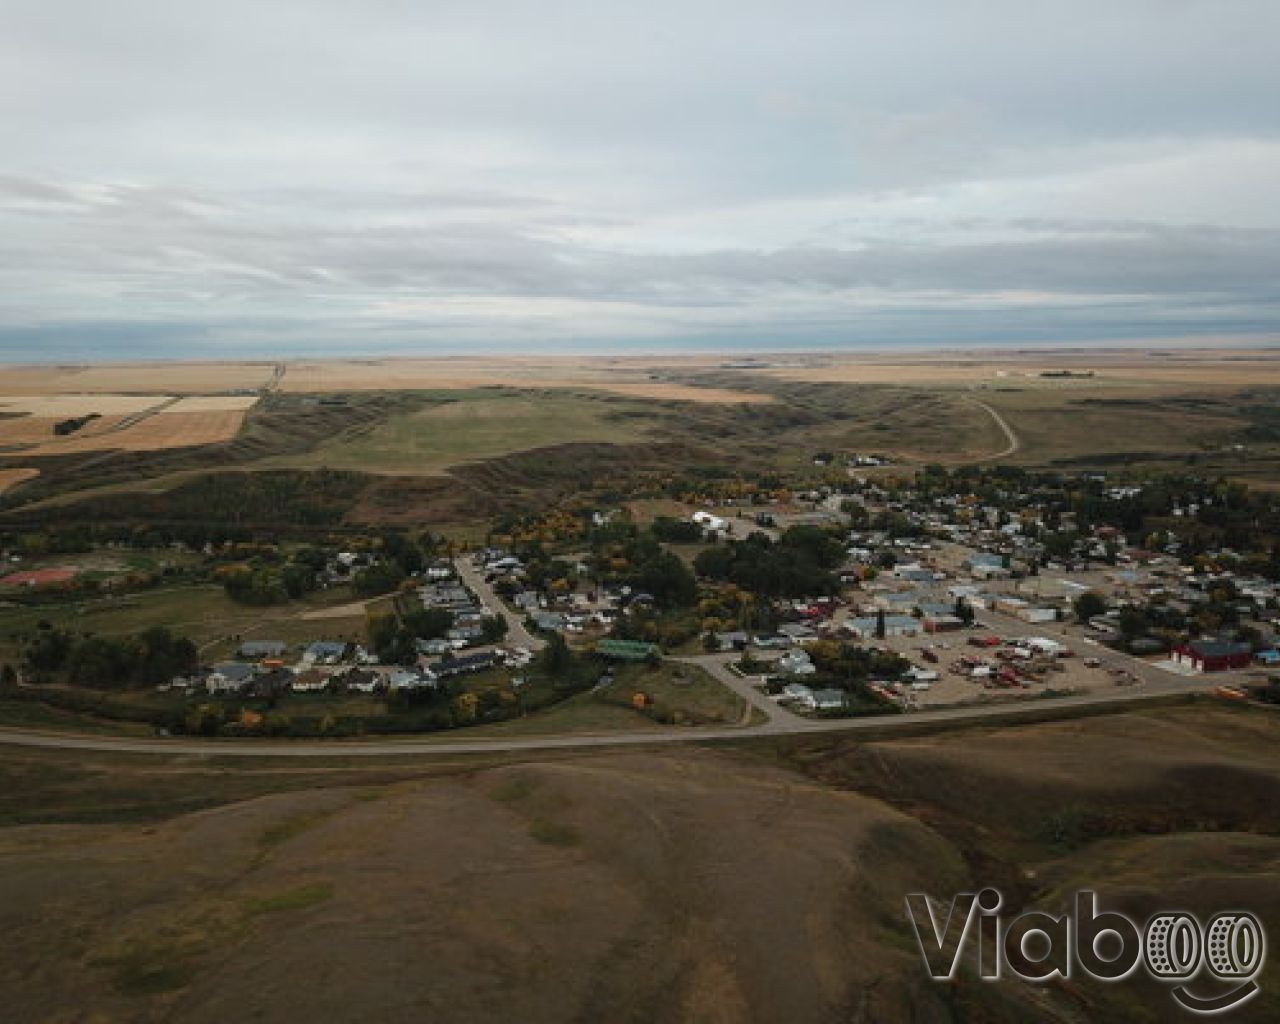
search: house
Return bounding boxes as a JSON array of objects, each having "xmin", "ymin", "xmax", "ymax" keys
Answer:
[
  {"xmin": 341, "ymin": 668, "xmax": 384, "ymax": 693},
  {"xmin": 206, "ymin": 662, "xmax": 255, "ymax": 695},
  {"xmin": 291, "ymin": 668, "xmax": 330, "ymax": 694},
  {"xmin": 531, "ymin": 611, "xmax": 566, "ymax": 632},
  {"xmin": 238, "ymin": 640, "xmax": 286, "ymax": 660},
  {"xmin": 811, "ymin": 688, "xmax": 846, "ymax": 711},
  {"xmin": 424, "ymin": 560, "xmax": 455, "ymax": 580},
  {"xmin": 163, "ymin": 669, "xmax": 209, "ymax": 693},
  {"xmin": 714, "ymin": 630, "xmax": 750, "ymax": 651},
  {"xmin": 247, "ymin": 668, "xmax": 295, "ymax": 699},
  {"xmin": 923, "ymin": 614, "xmax": 965, "ymax": 633},
  {"xmin": 781, "ymin": 682, "xmax": 816, "ymax": 709},
  {"xmin": 512, "ymin": 591, "xmax": 543, "ymax": 612},
  {"xmin": 1172, "ymin": 641, "xmax": 1253, "ymax": 673},
  {"xmin": 845, "ymin": 615, "xmax": 921, "ymax": 639},
  {"xmin": 433, "ymin": 651, "xmax": 503, "ymax": 679},
  {"xmin": 304, "ymin": 641, "xmax": 349, "ymax": 665},
  {"xmin": 777, "ymin": 649, "xmax": 816, "ymax": 676},
  {"xmin": 777, "ymin": 622, "xmax": 817, "ymax": 642},
  {"xmin": 388, "ymin": 668, "xmax": 438, "ymax": 690}
]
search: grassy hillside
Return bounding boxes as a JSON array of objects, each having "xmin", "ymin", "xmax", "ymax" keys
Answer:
[{"xmin": 0, "ymin": 704, "xmax": 1276, "ymax": 1022}]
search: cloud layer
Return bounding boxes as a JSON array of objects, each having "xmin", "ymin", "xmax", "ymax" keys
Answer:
[{"xmin": 2, "ymin": 0, "xmax": 1278, "ymax": 357}]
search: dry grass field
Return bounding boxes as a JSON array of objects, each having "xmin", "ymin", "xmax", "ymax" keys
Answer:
[{"xmin": 0, "ymin": 468, "xmax": 38, "ymax": 493}]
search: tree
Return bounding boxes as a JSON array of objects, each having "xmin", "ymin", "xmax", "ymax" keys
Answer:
[
  {"xmin": 537, "ymin": 633, "xmax": 573, "ymax": 675},
  {"xmin": 353, "ymin": 563, "xmax": 406, "ymax": 597},
  {"xmin": 875, "ymin": 608, "xmax": 887, "ymax": 640},
  {"xmin": 1073, "ymin": 591, "xmax": 1109, "ymax": 623},
  {"xmin": 1117, "ymin": 606, "xmax": 1149, "ymax": 647}
]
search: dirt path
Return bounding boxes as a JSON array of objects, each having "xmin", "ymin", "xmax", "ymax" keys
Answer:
[{"xmin": 966, "ymin": 397, "xmax": 1020, "ymax": 460}]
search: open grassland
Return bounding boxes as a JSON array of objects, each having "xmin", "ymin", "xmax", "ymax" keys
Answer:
[
  {"xmin": 0, "ymin": 583, "xmax": 372, "ymax": 666},
  {"xmin": 0, "ymin": 704, "xmax": 1276, "ymax": 1022},
  {"xmin": 973, "ymin": 384, "xmax": 1249, "ymax": 464},
  {"xmin": 271, "ymin": 391, "xmax": 657, "ymax": 475},
  {"xmin": 2, "ymin": 348, "xmax": 1278, "ymax": 521}
]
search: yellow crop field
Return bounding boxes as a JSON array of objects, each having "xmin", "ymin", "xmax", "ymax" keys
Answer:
[{"xmin": 0, "ymin": 395, "xmax": 257, "ymax": 455}]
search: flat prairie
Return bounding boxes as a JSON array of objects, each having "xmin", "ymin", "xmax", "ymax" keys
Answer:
[
  {"xmin": 752, "ymin": 345, "xmax": 1280, "ymax": 390},
  {"xmin": 0, "ymin": 362, "xmax": 276, "ymax": 394},
  {"xmin": 278, "ymin": 357, "xmax": 769, "ymax": 402}
]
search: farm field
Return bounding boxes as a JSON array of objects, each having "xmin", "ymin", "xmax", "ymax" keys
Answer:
[
  {"xmin": 0, "ymin": 362, "xmax": 278, "ymax": 395},
  {"xmin": 1, "ymin": 347, "xmax": 1277, "ymax": 521},
  {"xmin": 2, "ymin": 395, "xmax": 258, "ymax": 455}
]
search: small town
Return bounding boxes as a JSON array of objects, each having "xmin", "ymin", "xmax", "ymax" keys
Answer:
[{"xmin": 5, "ymin": 463, "xmax": 1277, "ymax": 738}]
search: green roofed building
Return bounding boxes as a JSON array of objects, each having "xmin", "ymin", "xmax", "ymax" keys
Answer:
[{"xmin": 595, "ymin": 639, "xmax": 661, "ymax": 661}]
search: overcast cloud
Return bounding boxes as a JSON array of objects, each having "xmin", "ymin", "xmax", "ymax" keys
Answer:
[{"xmin": 2, "ymin": 0, "xmax": 1278, "ymax": 358}]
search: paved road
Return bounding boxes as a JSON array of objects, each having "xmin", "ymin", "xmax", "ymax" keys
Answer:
[
  {"xmin": 966, "ymin": 398, "xmax": 1020, "ymax": 460},
  {"xmin": 454, "ymin": 556, "xmax": 546, "ymax": 651},
  {"xmin": 0, "ymin": 666, "xmax": 1208, "ymax": 759}
]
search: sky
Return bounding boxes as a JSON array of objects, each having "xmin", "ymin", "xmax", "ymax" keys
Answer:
[{"xmin": 2, "ymin": 0, "xmax": 1279, "ymax": 360}]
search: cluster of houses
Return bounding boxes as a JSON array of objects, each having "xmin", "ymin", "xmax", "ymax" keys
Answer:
[{"xmin": 166, "ymin": 635, "xmax": 520, "ymax": 698}]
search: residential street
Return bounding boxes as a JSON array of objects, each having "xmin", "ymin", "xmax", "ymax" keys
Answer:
[{"xmin": 454, "ymin": 555, "xmax": 546, "ymax": 651}]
